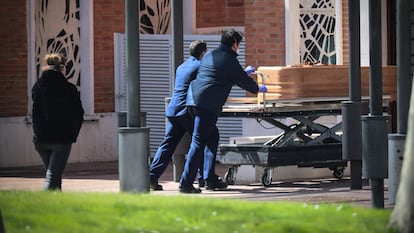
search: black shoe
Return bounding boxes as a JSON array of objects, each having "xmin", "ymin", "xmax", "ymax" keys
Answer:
[
  {"xmin": 198, "ymin": 179, "xmax": 205, "ymax": 188},
  {"xmin": 179, "ymin": 185, "xmax": 202, "ymax": 194},
  {"xmin": 206, "ymin": 178, "xmax": 228, "ymax": 190},
  {"xmin": 150, "ymin": 180, "xmax": 163, "ymax": 191}
]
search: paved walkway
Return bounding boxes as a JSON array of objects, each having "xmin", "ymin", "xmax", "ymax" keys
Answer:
[{"xmin": 0, "ymin": 161, "xmax": 393, "ymax": 209}]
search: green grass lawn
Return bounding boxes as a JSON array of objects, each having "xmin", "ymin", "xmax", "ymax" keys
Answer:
[{"xmin": 0, "ymin": 191, "xmax": 395, "ymax": 233}]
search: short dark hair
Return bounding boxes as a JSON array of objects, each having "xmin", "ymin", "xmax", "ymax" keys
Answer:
[
  {"xmin": 221, "ymin": 29, "xmax": 244, "ymax": 48},
  {"xmin": 189, "ymin": 40, "xmax": 207, "ymax": 59}
]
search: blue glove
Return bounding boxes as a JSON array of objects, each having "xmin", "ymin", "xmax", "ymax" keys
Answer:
[
  {"xmin": 244, "ymin": 65, "xmax": 256, "ymax": 75},
  {"xmin": 259, "ymin": 84, "xmax": 267, "ymax": 93}
]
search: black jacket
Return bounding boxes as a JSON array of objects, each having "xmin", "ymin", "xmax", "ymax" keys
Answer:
[{"xmin": 32, "ymin": 70, "xmax": 84, "ymax": 143}]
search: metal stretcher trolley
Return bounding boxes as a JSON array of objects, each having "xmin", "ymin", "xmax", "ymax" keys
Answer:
[
  {"xmin": 219, "ymin": 96, "xmax": 347, "ymax": 187},
  {"xmin": 219, "ymin": 65, "xmax": 396, "ymax": 187}
]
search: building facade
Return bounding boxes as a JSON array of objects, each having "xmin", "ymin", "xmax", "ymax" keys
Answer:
[{"xmin": 0, "ymin": 0, "xmax": 401, "ymax": 167}]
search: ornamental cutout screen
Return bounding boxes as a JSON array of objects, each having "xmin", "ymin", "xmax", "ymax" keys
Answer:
[
  {"xmin": 299, "ymin": 0, "xmax": 336, "ymax": 65},
  {"xmin": 35, "ymin": 0, "xmax": 81, "ymax": 86}
]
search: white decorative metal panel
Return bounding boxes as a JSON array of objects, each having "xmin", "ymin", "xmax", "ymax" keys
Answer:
[
  {"xmin": 299, "ymin": 0, "xmax": 337, "ymax": 64},
  {"xmin": 35, "ymin": 0, "xmax": 81, "ymax": 86}
]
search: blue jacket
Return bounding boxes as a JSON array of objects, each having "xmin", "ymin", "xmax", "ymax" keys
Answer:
[
  {"xmin": 166, "ymin": 56, "xmax": 200, "ymax": 117},
  {"xmin": 186, "ymin": 44, "xmax": 259, "ymax": 115}
]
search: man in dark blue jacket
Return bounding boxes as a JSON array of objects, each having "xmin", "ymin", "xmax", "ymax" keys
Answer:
[
  {"xmin": 149, "ymin": 40, "xmax": 212, "ymax": 190},
  {"xmin": 179, "ymin": 29, "xmax": 259, "ymax": 193}
]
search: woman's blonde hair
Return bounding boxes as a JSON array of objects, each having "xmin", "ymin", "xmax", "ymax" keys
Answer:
[{"xmin": 41, "ymin": 53, "xmax": 67, "ymax": 72}]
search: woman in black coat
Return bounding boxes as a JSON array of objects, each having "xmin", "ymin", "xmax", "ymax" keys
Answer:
[{"xmin": 32, "ymin": 53, "xmax": 84, "ymax": 190}]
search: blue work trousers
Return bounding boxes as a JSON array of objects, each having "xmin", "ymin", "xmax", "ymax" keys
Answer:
[
  {"xmin": 149, "ymin": 113, "xmax": 194, "ymax": 181},
  {"xmin": 180, "ymin": 106, "xmax": 219, "ymax": 187}
]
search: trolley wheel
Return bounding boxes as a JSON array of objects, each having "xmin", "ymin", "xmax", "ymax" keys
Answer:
[
  {"xmin": 332, "ymin": 167, "xmax": 344, "ymax": 179},
  {"xmin": 261, "ymin": 172, "xmax": 272, "ymax": 187},
  {"xmin": 224, "ymin": 168, "xmax": 236, "ymax": 185}
]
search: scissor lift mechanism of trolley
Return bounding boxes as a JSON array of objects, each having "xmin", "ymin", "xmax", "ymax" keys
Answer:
[
  {"xmin": 219, "ymin": 71, "xmax": 391, "ymax": 187},
  {"xmin": 219, "ymin": 99, "xmax": 347, "ymax": 187}
]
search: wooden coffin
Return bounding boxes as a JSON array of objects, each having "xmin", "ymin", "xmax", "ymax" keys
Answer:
[{"xmin": 255, "ymin": 65, "xmax": 397, "ymax": 103}]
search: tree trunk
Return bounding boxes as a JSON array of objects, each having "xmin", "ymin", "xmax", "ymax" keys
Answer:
[{"xmin": 389, "ymin": 81, "xmax": 414, "ymax": 233}]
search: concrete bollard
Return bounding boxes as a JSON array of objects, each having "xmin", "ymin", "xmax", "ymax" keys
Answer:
[
  {"xmin": 388, "ymin": 134, "xmax": 405, "ymax": 205},
  {"xmin": 118, "ymin": 127, "xmax": 150, "ymax": 192}
]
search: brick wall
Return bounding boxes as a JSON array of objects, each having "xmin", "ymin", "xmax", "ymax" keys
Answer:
[
  {"xmin": 196, "ymin": 0, "xmax": 244, "ymax": 28},
  {"xmin": 244, "ymin": 0, "xmax": 349, "ymax": 67},
  {"xmin": 0, "ymin": 1, "xmax": 28, "ymax": 117},
  {"xmin": 226, "ymin": 0, "xmax": 245, "ymax": 26},
  {"xmin": 93, "ymin": 0, "xmax": 125, "ymax": 112},
  {"xmin": 0, "ymin": 0, "xmax": 353, "ymax": 116},
  {"xmin": 244, "ymin": 0, "xmax": 286, "ymax": 67},
  {"xmin": 195, "ymin": 0, "xmax": 286, "ymax": 67}
]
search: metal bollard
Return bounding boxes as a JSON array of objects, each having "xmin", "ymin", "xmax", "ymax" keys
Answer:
[
  {"xmin": 118, "ymin": 112, "xmax": 150, "ymax": 193},
  {"xmin": 342, "ymin": 101, "xmax": 370, "ymax": 189},
  {"xmin": 387, "ymin": 134, "xmax": 405, "ymax": 205},
  {"xmin": 362, "ymin": 115, "xmax": 390, "ymax": 178},
  {"xmin": 117, "ymin": 111, "xmax": 146, "ymax": 127},
  {"xmin": 342, "ymin": 101, "xmax": 363, "ymax": 161},
  {"xmin": 118, "ymin": 127, "xmax": 150, "ymax": 192},
  {"xmin": 361, "ymin": 115, "xmax": 391, "ymax": 208},
  {"xmin": 342, "ymin": 101, "xmax": 365, "ymax": 189}
]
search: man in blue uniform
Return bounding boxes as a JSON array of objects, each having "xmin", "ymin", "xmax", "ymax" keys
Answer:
[
  {"xmin": 149, "ymin": 40, "xmax": 210, "ymax": 190},
  {"xmin": 179, "ymin": 29, "xmax": 260, "ymax": 193}
]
